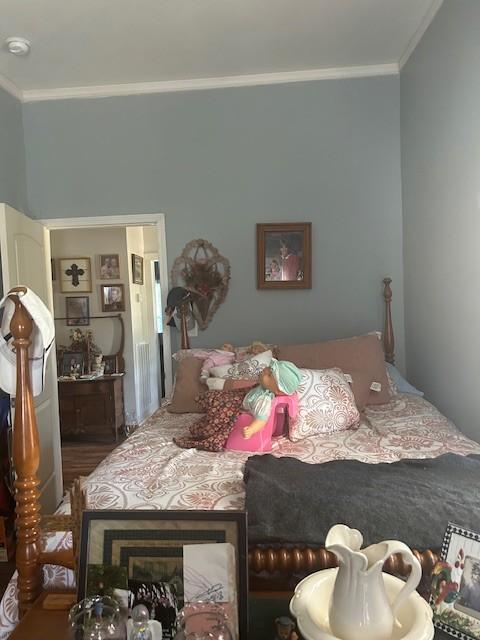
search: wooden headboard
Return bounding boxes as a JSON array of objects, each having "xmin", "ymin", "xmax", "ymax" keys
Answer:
[{"xmin": 7, "ymin": 277, "xmax": 397, "ymax": 616}]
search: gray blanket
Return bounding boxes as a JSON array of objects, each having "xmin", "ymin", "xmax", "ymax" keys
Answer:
[{"xmin": 244, "ymin": 453, "xmax": 480, "ymax": 550}]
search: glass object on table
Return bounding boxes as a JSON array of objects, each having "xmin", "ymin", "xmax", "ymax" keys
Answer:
[
  {"xmin": 173, "ymin": 602, "xmax": 234, "ymax": 640},
  {"xmin": 68, "ymin": 595, "xmax": 126, "ymax": 640}
]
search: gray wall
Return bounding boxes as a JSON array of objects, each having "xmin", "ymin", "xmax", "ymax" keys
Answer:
[
  {"xmin": 22, "ymin": 76, "xmax": 405, "ymax": 366},
  {"xmin": 0, "ymin": 86, "xmax": 26, "ymax": 212},
  {"xmin": 401, "ymin": 0, "xmax": 480, "ymax": 439}
]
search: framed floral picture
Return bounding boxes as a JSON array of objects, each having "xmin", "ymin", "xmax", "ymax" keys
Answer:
[
  {"xmin": 256, "ymin": 222, "xmax": 312, "ymax": 289},
  {"xmin": 431, "ymin": 522, "xmax": 480, "ymax": 639}
]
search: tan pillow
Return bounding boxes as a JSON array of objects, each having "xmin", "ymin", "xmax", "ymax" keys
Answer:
[
  {"xmin": 277, "ymin": 334, "xmax": 390, "ymax": 405},
  {"xmin": 168, "ymin": 357, "xmax": 207, "ymax": 414}
]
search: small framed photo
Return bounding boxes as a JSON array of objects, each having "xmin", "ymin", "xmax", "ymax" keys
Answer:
[
  {"xmin": 99, "ymin": 254, "xmax": 120, "ymax": 280},
  {"xmin": 61, "ymin": 351, "xmax": 85, "ymax": 377},
  {"xmin": 59, "ymin": 257, "xmax": 92, "ymax": 293},
  {"xmin": 131, "ymin": 253, "xmax": 144, "ymax": 285},
  {"xmin": 256, "ymin": 222, "xmax": 312, "ymax": 289},
  {"xmin": 101, "ymin": 284, "xmax": 125, "ymax": 312},
  {"xmin": 431, "ymin": 523, "xmax": 480, "ymax": 639},
  {"xmin": 66, "ymin": 296, "xmax": 90, "ymax": 326},
  {"xmin": 78, "ymin": 510, "xmax": 248, "ymax": 639},
  {"xmin": 103, "ymin": 355, "xmax": 117, "ymax": 375}
]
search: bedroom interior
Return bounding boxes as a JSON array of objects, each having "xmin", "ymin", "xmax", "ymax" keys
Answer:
[{"xmin": 0, "ymin": 1, "xmax": 478, "ymax": 639}]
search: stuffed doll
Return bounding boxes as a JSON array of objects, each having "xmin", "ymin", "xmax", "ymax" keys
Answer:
[
  {"xmin": 273, "ymin": 616, "xmax": 299, "ymax": 640},
  {"xmin": 242, "ymin": 358, "xmax": 301, "ymax": 439}
]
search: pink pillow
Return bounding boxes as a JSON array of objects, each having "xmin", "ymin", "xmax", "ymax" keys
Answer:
[{"xmin": 290, "ymin": 368, "xmax": 360, "ymax": 442}]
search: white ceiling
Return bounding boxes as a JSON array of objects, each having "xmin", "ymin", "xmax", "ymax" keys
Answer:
[{"xmin": 0, "ymin": 0, "xmax": 442, "ymax": 101}]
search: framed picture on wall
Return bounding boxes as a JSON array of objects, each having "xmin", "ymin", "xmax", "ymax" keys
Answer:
[
  {"xmin": 66, "ymin": 296, "xmax": 90, "ymax": 326},
  {"xmin": 256, "ymin": 222, "xmax": 312, "ymax": 289},
  {"xmin": 59, "ymin": 257, "xmax": 92, "ymax": 293},
  {"xmin": 99, "ymin": 254, "xmax": 120, "ymax": 280},
  {"xmin": 131, "ymin": 254, "xmax": 144, "ymax": 285},
  {"xmin": 100, "ymin": 284, "xmax": 125, "ymax": 312}
]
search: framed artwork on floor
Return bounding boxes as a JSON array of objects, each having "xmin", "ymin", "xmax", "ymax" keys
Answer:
[
  {"xmin": 256, "ymin": 222, "xmax": 312, "ymax": 289},
  {"xmin": 431, "ymin": 522, "xmax": 480, "ymax": 639},
  {"xmin": 59, "ymin": 257, "xmax": 92, "ymax": 293},
  {"xmin": 77, "ymin": 510, "xmax": 248, "ymax": 639}
]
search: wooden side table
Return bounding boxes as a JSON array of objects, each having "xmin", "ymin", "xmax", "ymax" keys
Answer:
[
  {"xmin": 58, "ymin": 375, "xmax": 125, "ymax": 441},
  {"xmin": 10, "ymin": 591, "xmax": 75, "ymax": 639}
]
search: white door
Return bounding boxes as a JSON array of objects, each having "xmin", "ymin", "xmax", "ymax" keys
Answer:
[{"xmin": 0, "ymin": 203, "xmax": 63, "ymax": 513}]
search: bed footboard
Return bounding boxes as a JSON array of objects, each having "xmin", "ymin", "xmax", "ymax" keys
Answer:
[{"xmin": 248, "ymin": 545, "xmax": 438, "ymax": 597}]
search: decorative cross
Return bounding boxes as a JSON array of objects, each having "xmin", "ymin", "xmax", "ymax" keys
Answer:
[{"xmin": 65, "ymin": 263, "xmax": 85, "ymax": 287}]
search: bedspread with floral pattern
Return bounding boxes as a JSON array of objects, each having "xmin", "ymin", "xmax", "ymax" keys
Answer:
[{"xmin": 1, "ymin": 393, "xmax": 480, "ymax": 638}]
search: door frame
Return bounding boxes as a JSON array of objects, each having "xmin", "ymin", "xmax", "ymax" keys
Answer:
[{"xmin": 39, "ymin": 213, "xmax": 173, "ymax": 396}]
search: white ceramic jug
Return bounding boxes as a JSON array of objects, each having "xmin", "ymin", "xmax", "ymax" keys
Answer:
[{"xmin": 325, "ymin": 524, "xmax": 422, "ymax": 640}]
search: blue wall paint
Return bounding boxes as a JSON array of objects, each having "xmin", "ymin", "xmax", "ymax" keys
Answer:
[
  {"xmin": 0, "ymin": 86, "xmax": 26, "ymax": 212},
  {"xmin": 401, "ymin": 0, "xmax": 480, "ymax": 438},
  {"xmin": 22, "ymin": 76, "xmax": 405, "ymax": 363}
]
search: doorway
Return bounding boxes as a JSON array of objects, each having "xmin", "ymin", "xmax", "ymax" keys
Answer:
[{"xmin": 47, "ymin": 219, "xmax": 171, "ymax": 454}]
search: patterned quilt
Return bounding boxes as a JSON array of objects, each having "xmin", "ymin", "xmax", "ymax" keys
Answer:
[{"xmin": 1, "ymin": 393, "xmax": 479, "ymax": 638}]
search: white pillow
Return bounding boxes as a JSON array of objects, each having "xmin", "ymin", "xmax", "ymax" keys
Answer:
[
  {"xmin": 209, "ymin": 350, "xmax": 273, "ymax": 380},
  {"xmin": 290, "ymin": 368, "xmax": 360, "ymax": 442}
]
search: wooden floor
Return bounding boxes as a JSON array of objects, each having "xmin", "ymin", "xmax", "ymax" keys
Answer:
[
  {"xmin": 61, "ymin": 438, "xmax": 122, "ymax": 492},
  {"xmin": 0, "ymin": 437, "xmax": 123, "ymax": 601}
]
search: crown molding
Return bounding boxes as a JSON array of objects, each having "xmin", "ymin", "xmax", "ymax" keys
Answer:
[
  {"xmin": 22, "ymin": 63, "xmax": 398, "ymax": 103},
  {"xmin": 399, "ymin": 0, "xmax": 443, "ymax": 70},
  {"xmin": 0, "ymin": 72, "xmax": 22, "ymax": 101}
]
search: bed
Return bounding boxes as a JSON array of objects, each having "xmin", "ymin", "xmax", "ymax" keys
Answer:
[{"xmin": 2, "ymin": 279, "xmax": 480, "ymax": 638}]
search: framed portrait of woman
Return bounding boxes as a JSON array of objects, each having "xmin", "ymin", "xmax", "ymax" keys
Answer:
[{"xmin": 256, "ymin": 222, "xmax": 312, "ymax": 289}]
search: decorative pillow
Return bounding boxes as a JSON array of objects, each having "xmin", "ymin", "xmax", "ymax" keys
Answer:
[
  {"xmin": 167, "ymin": 357, "xmax": 207, "ymax": 414},
  {"xmin": 206, "ymin": 378, "xmax": 258, "ymax": 391},
  {"xmin": 277, "ymin": 334, "xmax": 390, "ymax": 405},
  {"xmin": 210, "ymin": 350, "xmax": 273, "ymax": 380},
  {"xmin": 290, "ymin": 368, "xmax": 360, "ymax": 442},
  {"xmin": 386, "ymin": 363, "xmax": 424, "ymax": 396},
  {"xmin": 174, "ymin": 389, "xmax": 247, "ymax": 452}
]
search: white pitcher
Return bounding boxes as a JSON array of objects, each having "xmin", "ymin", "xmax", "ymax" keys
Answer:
[{"xmin": 325, "ymin": 524, "xmax": 422, "ymax": 640}]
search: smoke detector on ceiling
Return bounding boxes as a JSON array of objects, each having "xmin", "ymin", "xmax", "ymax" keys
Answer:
[{"xmin": 5, "ymin": 37, "xmax": 31, "ymax": 56}]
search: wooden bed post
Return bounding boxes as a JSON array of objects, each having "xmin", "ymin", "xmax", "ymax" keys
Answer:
[
  {"xmin": 383, "ymin": 278, "xmax": 395, "ymax": 365},
  {"xmin": 8, "ymin": 288, "xmax": 42, "ymax": 615}
]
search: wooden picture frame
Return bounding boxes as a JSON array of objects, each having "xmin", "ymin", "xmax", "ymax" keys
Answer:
[
  {"xmin": 100, "ymin": 284, "xmax": 125, "ymax": 312},
  {"xmin": 256, "ymin": 222, "xmax": 312, "ymax": 289},
  {"xmin": 431, "ymin": 523, "xmax": 480, "ymax": 639},
  {"xmin": 131, "ymin": 253, "xmax": 144, "ymax": 285},
  {"xmin": 59, "ymin": 257, "xmax": 92, "ymax": 293},
  {"xmin": 61, "ymin": 351, "xmax": 85, "ymax": 377},
  {"xmin": 99, "ymin": 254, "xmax": 120, "ymax": 280},
  {"xmin": 102, "ymin": 355, "xmax": 117, "ymax": 375},
  {"xmin": 65, "ymin": 296, "xmax": 90, "ymax": 327},
  {"xmin": 78, "ymin": 510, "xmax": 248, "ymax": 639}
]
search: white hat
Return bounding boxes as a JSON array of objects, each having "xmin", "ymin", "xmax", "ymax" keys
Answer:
[{"xmin": 0, "ymin": 288, "xmax": 55, "ymax": 398}]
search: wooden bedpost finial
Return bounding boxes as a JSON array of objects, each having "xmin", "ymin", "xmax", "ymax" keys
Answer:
[
  {"xmin": 382, "ymin": 278, "xmax": 394, "ymax": 365},
  {"xmin": 8, "ymin": 290, "xmax": 43, "ymax": 614}
]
